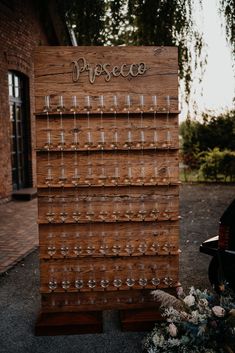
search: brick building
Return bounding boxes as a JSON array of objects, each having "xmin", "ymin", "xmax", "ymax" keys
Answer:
[{"xmin": 0, "ymin": 0, "xmax": 71, "ymax": 201}]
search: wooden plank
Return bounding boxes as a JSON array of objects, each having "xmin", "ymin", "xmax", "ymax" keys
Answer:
[
  {"xmin": 34, "ymin": 46, "xmax": 178, "ymax": 112},
  {"xmin": 35, "ymin": 311, "xmax": 103, "ymax": 335},
  {"xmin": 40, "ymin": 288, "xmax": 177, "ymax": 312},
  {"xmin": 40, "ymin": 255, "xmax": 179, "ymax": 295},
  {"xmin": 36, "ymin": 150, "xmax": 179, "ymax": 187},
  {"xmin": 119, "ymin": 308, "xmax": 163, "ymax": 332},
  {"xmin": 34, "ymin": 46, "xmax": 179, "ymax": 322},
  {"xmin": 35, "ymin": 113, "xmax": 179, "ymax": 151},
  {"xmin": 38, "ymin": 221, "xmax": 179, "ymax": 259},
  {"xmin": 37, "ymin": 185, "xmax": 179, "ymax": 224}
]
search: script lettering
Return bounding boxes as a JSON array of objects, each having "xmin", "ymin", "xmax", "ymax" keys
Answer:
[{"xmin": 71, "ymin": 57, "xmax": 148, "ymax": 84}]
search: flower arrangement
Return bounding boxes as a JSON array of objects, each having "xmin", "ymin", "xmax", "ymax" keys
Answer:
[{"xmin": 144, "ymin": 287, "xmax": 235, "ymax": 353}]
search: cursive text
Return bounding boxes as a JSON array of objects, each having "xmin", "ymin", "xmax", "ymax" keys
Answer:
[{"xmin": 71, "ymin": 57, "xmax": 148, "ymax": 84}]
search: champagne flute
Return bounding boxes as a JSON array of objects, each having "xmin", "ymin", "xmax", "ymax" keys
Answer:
[
  {"xmin": 60, "ymin": 232, "xmax": 69, "ymax": 257},
  {"xmin": 151, "ymin": 264, "xmax": 160, "ymax": 287},
  {"xmin": 61, "ymin": 266, "xmax": 71, "ymax": 291},
  {"xmin": 124, "ymin": 232, "xmax": 134, "ymax": 255},
  {"xmin": 138, "ymin": 264, "xmax": 148, "ymax": 287},
  {"xmin": 47, "ymin": 232, "xmax": 56, "ymax": 258},
  {"xmin": 113, "ymin": 264, "xmax": 122, "ymax": 289},
  {"xmin": 126, "ymin": 264, "xmax": 135, "ymax": 287},
  {"xmin": 100, "ymin": 265, "xmax": 109, "ymax": 289},
  {"xmin": 75, "ymin": 266, "xmax": 84, "ymax": 290},
  {"xmin": 87, "ymin": 265, "xmax": 96, "ymax": 289},
  {"xmin": 48, "ymin": 267, "xmax": 57, "ymax": 291},
  {"xmin": 86, "ymin": 231, "xmax": 95, "ymax": 255}
]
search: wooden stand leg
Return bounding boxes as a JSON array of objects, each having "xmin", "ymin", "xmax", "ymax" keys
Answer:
[
  {"xmin": 35, "ymin": 311, "xmax": 103, "ymax": 336},
  {"xmin": 119, "ymin": 308, "xmax": 162, "ymax": 332}
]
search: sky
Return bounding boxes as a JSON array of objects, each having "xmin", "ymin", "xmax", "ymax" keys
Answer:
[{"xmin": 180, "ymin": 0, "xmax": 234, "ymax": 119}]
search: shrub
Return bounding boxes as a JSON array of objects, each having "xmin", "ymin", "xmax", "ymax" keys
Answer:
[{"xmin": 199, "ymin": 149, "xmax": 235, "ymax": 181}]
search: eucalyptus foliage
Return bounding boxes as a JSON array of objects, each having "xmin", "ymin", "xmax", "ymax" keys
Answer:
[{"xmin": 144, "ymin": 287, "xmax": 235, "ymax": 353}]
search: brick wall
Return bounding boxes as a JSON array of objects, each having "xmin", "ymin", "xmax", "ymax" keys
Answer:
[{"xmin": 0, "ymin": 0, "xmax": 50, "ymax": 200}]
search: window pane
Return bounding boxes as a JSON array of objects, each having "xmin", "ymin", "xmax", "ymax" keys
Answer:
[
  {"xmin": 14, "ymin": 75, "xmax": 19, "ymax": 87},
  {"xmin": 8, "ymin": 73, "xmax": 13, "ymax": 85},
  {"xmin": 15, "ymin": 86, "xmax": 19, "ymax": 98},
  {"xmin": 9, "ymin": 85, "xmax": 13, "ymax": 97},
  {"xmin": 8, "ymin": 73, "xmax": 13, "ymax": 96}
]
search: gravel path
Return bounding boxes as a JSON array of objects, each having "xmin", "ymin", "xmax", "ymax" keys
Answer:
[
  {"xmin": 179, "ymin": 183, "xmax": 235, "ymax": 289},
  {"xmin": 0, "ymin": 183, "xmax": 234, "ymax": 353}
]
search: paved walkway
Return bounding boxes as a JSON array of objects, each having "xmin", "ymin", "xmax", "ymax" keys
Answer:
[{"xmin": 0, "ymin": 198, "xmax": 38, "ymax": 273}]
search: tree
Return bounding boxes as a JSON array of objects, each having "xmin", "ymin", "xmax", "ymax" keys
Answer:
[
  {"xmin": 180, "ymin": 110, "xmax": 235, "ymax": 171},
  {"xmin": 180, "ymin": 119, "xmax": 201, "ymax": 170},
  {"xmin": 58, "ymin": 0, "xmax": 105, "ymax": 45},
  {"xmin": 58, "ymin": 0, "xmax": 233, "ymax": 103},
  {"xmin": 58, "ymin": 0, "xmax": 205, "ymax": 103},
  {"xmin": 219, "ymin": 0, "xmax": 235, "ymax": 55}
]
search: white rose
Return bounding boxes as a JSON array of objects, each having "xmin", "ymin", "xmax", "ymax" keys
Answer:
[
  {"xmin": 168, "ymin": 323, "xmax": 178, "ymax": 337},
  {"xmin": 176, "ymin": 286, "xmax": 184, "ymax": 297},
  {"xmin": 183, "ymin": 294, "xmax": 195, "ymax": 307},
  {"xmin": 199, "ymin": 298, "xmax": 208, "ymax": 307},
  {"xmin": 212, "ymin": 306, "xmax": 225, "ymax": 317}
]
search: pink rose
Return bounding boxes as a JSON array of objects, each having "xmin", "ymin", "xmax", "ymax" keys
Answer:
[
  {"xmin": 212, "ymin": 306, "xmax": 225, "ymax": 317},
  {"xmin": 168, "ymin": 323, "xmax": 177, "ymax": 337}
]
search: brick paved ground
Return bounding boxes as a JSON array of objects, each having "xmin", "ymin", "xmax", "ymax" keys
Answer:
[{"xmin": 0, "ymin": 199, "xmax": 38, "ymax": 273}]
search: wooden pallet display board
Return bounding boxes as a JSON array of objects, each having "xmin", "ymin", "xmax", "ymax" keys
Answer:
[{"xmin": 34, "ymin": 46, "xmax": 179, "ymax": 334}]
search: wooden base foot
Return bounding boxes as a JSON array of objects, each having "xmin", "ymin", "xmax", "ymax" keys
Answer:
[
  {"xmin": 119, "ymin": 308, "xmax": 162, "ymax": 332},
  {"xmin": 35, "ymin": 311, "xmax": 103, "ymax": 336}
]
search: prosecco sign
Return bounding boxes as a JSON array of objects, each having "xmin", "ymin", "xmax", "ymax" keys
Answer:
[{"xmin": 71, "ymin": 57, "xmax": 148, "ymax": 84}]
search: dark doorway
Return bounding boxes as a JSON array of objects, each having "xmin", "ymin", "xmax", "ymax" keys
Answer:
[{"xmin": 8, "ymin": 71, "xmax": 32, "ymax": 190}]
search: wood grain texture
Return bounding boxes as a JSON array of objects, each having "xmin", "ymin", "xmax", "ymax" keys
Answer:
[
  {"xmin": 37, "ymin": 185, "xmax": 179, "ymax": 224},
  {"xmin": 35, "ymin": 113, "xmax": 179, "ymax": 151},
  {"xmin": 35, "ymin": 311, "xmax": 103, "ymax": 335},
  {"xmin": 39, "ymin": 221, "xmax": 179, "ymax": 259},
  {"xmin": 40, "ymin": 255, "xmax": 179, "ymax": 294},
  {"xmin": 36, "ymin": 150, "xmax": 179, "ymax": 187},
  {"xmin": 34, "ymin": 46, "xmax": 178, "ymax": 112},
  {"xmin": 40, "ymin": 285, "xmax": 178, "ymax": 312},
  {"xmin": 34, "ymin": 46, "xmax": 179, "ymax": 316}
]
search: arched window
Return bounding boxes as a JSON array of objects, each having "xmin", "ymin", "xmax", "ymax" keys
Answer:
[{"xmin": 8, "ymin": 71, "xmax": 32, "ymax": 190}]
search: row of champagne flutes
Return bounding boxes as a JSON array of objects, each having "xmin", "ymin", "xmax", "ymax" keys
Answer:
[
  {"xmin": 43, "ymin": 128, "xmax": 173, "ymax": 151},
  {"xmin": 44, "ymin": 163, "xmax": 172, "ymax": 187},
  {"xmin": 43, "ymin": 129, "xmax": 173, "ymax": 151},
  {"xmin": 48, "ymin": 264, "xmax": 174, "ymax": 292},
  {"xmin": 45, "ymin": 197, "xmax": 175, "ymax": 223},
  {"xmin": 46, "ymin": 241, "xmax": 175, "ymax": 259},
  {"xmin": 43, "ymin": 94, "xmax": 172, "ymax": 112}
]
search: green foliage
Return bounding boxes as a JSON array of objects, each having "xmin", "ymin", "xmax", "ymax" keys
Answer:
[
  {"xmin": 180, "ymin": 110, "xmax": 235, "ymax": 181},
  {"xmin": 199, "ymin": 148, "xmax": 224, "ymax": 181},
  {"xmin": 180, "ymin": 110, "xmax": 235, "ymax": 167},
  {"xmin": 59, "ymin": 0, "xmax": 105, "ymax": 45},
  {"xmin": 197, "ymin": 110, "xmax": 235, "ymax": 151},
  {"xmin": 199, "ymin": 148, "xmax": 235, "ymax": 181},
  {"xmin": 58, "ymin": 0, "xmax": 205, "ymax": 103},
  {"xmin": 124, "ymin": 0, "xmax": 205, "ymax": 103},
  {"xmin": 145, "ymin": 287, "xmax": 235, "ymax": 353},
  {"xmin": 219, "ymin": 0, "xmax": 235, "ymax": 55},
  {"xmin": 57, "ymin": 0, "xmax": 233, "ymax": 106},
  {"xmin": 220, "ymin": 151, "xmax": 235, "ymax": 180},
  {"xmin": 180, "ymin": 119, "xmax": 201, "ymax": 170}
]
